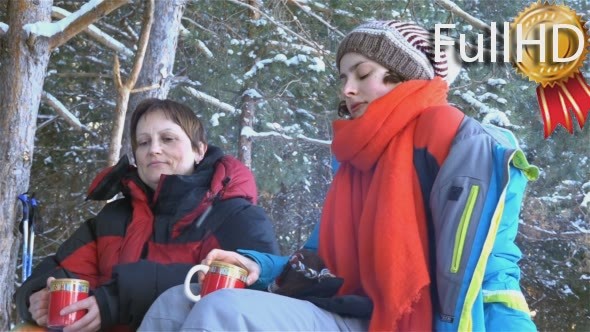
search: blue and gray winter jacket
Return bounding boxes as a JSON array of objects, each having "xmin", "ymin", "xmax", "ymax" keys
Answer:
[{"xmin": 241, "ymin": 107, "xmax": 538, "ymax": 331}]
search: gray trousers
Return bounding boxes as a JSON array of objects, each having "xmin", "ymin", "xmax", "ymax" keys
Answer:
[{"xmin": 139, "ymin": 284, "xmax": 369, "ymax": 331}]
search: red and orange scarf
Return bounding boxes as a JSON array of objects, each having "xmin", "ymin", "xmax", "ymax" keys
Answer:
[{"xmin": 319, "ymin": 78, "xmax": 449, "ymax": 331}]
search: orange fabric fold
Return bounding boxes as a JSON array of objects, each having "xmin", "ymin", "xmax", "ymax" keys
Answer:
[{"xmin": 319, "ymin": 78, "xmax": 449, "ymax": 331}]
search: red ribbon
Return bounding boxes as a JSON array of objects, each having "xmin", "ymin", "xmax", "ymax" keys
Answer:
[{"xmin": 536, "ymin": 73, "xmax": 590, "ymax": 138}]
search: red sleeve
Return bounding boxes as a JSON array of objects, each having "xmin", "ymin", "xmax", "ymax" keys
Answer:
[{"xmin": 56, "ymin": 219, "xmax": 102, "ymax": 288}]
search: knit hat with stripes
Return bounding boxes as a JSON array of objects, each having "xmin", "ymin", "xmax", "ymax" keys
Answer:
[{"xmin": 336, "ymin": 20, "xmax": 449, "ymax": 81}]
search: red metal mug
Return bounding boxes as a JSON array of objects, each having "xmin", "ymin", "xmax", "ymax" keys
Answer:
[
  {"xmin": 47, "ymin": 278, "xmax": 89, "ymax": 329},
  {"xmin": 184, "ymin": 261, "xmax": 248, "ymax": 301}
]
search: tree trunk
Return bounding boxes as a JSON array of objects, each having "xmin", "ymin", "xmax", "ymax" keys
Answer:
[
  {"xmin": 0, "ymin": 1, "xmax": 130, "ymax": 327},
  {"xmin": 239, "ymin": 91, "xmax": 256, "ymax": 168},
  {"xmin": 120, "ymin": 0, "xmax": 187, "ymax": 162},
  {"xmin": 0, "ymin": 1, "xmax": 52, "ymax": 329},
  {"xmin": 237, "ymin": 0, "xmax": 261, "ymax": 168}
]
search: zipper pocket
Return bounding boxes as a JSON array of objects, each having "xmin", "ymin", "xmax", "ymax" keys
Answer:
[{"xmin": 450, "ymin": 184, "xmax": 480, "ymax": 273}]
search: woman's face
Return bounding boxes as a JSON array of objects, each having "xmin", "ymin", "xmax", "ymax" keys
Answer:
[
  {"xmin": 135, "ymin": 109, "xmax": 205, "ymax": 190},
  {"xmin": 339, "ymin": 53, "xmax": 400, "ymax": 119}
]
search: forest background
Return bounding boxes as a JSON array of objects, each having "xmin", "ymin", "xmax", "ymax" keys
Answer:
[{"xmin": 0, "ymin": 0, "xmax": 588, "ymax": 331}]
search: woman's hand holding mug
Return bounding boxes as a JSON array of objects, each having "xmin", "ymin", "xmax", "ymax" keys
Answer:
[
  {"xmin": 184, "ymin": 249, "xmax": 262, "ymax": 302},
  {"xmin": 201, "ymin": 249, "xmax": 261, "ymax": 285}
]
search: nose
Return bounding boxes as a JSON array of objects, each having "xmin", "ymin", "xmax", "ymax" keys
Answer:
[
  {"xmin": 148, "ymin": 140, "xmax": 162, "ymax": 154},
  {"xmin": 341, "ymin": 79, "xmax": 357, "ymax": 97}
]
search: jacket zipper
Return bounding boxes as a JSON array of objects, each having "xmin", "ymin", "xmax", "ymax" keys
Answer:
[
  {"xmin": 450, "ymin": 184, "xmax": 480, "ymax": 273},
  {"xmin": 195, "ymin": 176, "xmax": 231, "ymax": 229}
]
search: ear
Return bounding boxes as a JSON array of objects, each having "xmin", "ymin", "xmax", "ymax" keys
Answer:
[{"xmin": 194, "ymin": 142, "xmax": 207, "ymax": 162}]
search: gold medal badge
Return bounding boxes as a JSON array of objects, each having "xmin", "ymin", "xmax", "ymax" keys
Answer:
[{"xmin": 511, "ymin": 2, "xmax": 589, "ymax": 138}]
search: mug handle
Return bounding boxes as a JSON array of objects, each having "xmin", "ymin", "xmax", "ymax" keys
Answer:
[{"xmin": 184, "ymin": 264, "xmax": 210, "ymax": 302}]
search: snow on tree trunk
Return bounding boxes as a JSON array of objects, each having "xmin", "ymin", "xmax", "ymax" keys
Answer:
[
  {"xmin": 120, "ymin": 0, "xmax": 187, "ymax": 162},
  {"xmin": 0, "ymin": 2, "xmax": 52, "ymax": 328}
]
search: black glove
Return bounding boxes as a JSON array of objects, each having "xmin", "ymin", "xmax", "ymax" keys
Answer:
[{"xmin": 267, "ymin": 249, "xmax": 373, "ymax": 318}]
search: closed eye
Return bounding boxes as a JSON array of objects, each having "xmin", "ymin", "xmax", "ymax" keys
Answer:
[
  {"xmin": 162, "ymin": 137, "xmax": 175, "ymax": 143},
  {"xmin": 358, "ymin": 70, "xmax": 371, "ymax": 80}
]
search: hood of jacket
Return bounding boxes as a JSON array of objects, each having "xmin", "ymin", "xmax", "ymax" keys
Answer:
[{"xmin": 87, "ymin": 145, "xmax": 256, "ymax": 204}]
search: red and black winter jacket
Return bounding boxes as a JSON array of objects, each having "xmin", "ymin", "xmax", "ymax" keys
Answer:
[{"xmin": 16, "ymin": 146, "xmax": 279, "ymax": 331}]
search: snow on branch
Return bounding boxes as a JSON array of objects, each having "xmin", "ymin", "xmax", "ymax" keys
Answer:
[
  {"xmin": 41, "ymin": 92, "xmax": 91, "ymax": 133},
  {"xmin": 22, "ymin": 0, "xmax": 131, "ymax": 49},
  {"xmin": 567, "ymin": 220, "xmax": 589, "ymax": 234},
  {"xmin": 196, "ymin": 40, "xmax": 213, "ymax": 58},
  {"xmin": 294, "ymin": 133, "xmax": 331, "ymax": 146},
  {"xmin": 454, "ymin": 90, "xmax": 516, "ymax": 128},
  {"xmin": 267, "ymin": 40, "xmax": 326, "ymax": 56},
  {"xmin": 435, "ymin": 0, "xmax": 503, "ymax": 38},
  {"xmin": 225, "ymin": 0, "xmax": 324, "ymax": 52},
  {"xmin": 241, "ymin": 126, "xmax": 331, "ymax": 147},
  {"xmin": 288, "ymin": 0, "xmax": 345, "ymax": 37},
  {"xmin": 243, "ymin": 53, "xmax": 325, "ymax": 79},
  {"xmin": 183, "ymin": 87, "xmax": 238, "ymax": 114},
  {"xmin": 0, "ymin": 22, "xmax": 8, "ymax": 37},
  {"xmin": 179, "ymin": 24, "xmax": 190, "ymax": 36},
  {"xmin": 52, "ymin": 6, "xmax": 133, "ymax": 58}
]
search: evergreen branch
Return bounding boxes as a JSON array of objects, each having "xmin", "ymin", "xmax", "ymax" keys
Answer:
[
  {"xmin": 224, "ymin": 0, "xmax": 324, "ymax": 52},
  {"xmin": 289, "ymin": 0, "xmax": 345, "ymax": 37},
  {"xmin": 267, "ymin": 40, "xmax": 324, "ymax": 55}
]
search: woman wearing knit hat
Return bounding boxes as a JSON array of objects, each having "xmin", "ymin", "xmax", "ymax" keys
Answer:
[{"xmin": 139, "ymin": 20, "xmax": 538, "ymax": 332}]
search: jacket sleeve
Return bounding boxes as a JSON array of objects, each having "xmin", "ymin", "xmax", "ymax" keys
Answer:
[
  {"xmin": 238, "ymin": 221, "xmax": 321, "ymax": 290},
  {"xmin": 15, "ymin": 217, "xmax": 100, "ymax": 323},
  {"xmin": 479, "ymin": 126, "xmax": 537, "ymax": 330},
  {"xmin": 481, "ymin": 156, "xmax": 537, "ymax": 331}
]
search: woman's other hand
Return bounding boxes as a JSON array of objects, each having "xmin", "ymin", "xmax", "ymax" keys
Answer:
[
  {"xmin": 28, "ymin": 277, "xmax": 54, "ymax": 326},
  {"xmin": 201, "ymin": 249, "xmax": 261, "ymax": 286}
]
